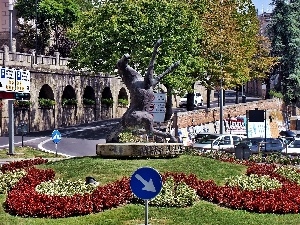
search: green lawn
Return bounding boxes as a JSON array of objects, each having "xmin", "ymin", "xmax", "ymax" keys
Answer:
[
  {"xmin": 1, "ymin": 155, "xmax": 300, "ymax": 225},
  {"xmin": 0, "ymin": 146, "xmax": 66, "ymax": 159}
]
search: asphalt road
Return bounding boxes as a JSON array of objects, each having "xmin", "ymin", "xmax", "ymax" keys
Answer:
[
  {"xmin": 0, "ymin": 119, "xmax": 120, "ymax": 157},
  {"xmin": 0, "ymin": 91, "xmax": 261, "ymax": 157}
]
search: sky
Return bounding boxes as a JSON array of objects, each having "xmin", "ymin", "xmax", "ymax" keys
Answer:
[{"xmin": 252, "ymin": 0, "xmax": 273, "ymax": 13}]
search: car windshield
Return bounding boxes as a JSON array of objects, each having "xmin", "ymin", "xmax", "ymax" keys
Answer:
[{"xmin": 195, "ymin": 134, "xmax": 219, "ymax": 144}]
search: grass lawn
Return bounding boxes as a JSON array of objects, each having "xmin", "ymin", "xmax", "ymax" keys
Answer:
[
  {"xmin": 1, "ymin": 155, "xmax": 300, "ymax": 225},
  {"xmin": 0, "ymin": 146, "xmax": 66, "ymax": 159}
]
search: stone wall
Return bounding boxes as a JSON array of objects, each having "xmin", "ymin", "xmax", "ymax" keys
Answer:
[{"xmin": 176, "ymin": 98, "xmax": 289, "ymax": 128}]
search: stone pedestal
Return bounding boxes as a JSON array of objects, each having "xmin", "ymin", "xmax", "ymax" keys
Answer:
[{"xmin": 96, "ymin": 143, "xmax": 183, "ymax": 158}]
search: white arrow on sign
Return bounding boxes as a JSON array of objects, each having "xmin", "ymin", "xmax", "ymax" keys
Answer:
[{"xmin": 135, "ymin": 174, "xmax": 156, "ymax": 192}]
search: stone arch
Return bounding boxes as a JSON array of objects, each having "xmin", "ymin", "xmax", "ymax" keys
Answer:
[
  {"xmin": 101, "ymin": 87, "xmax": 113, "ymax": 119},
  {"xmin": 62, "ymin": 85, "xmax": 77, "ymax": 104},
  {"xmin": 61, "ymin": 85, "xmax": 77, "ymax": 126},
  {"xmin": 101, "ymin": 87, "xmax": 113, "ymax": 99},
  {"xmin": 118, "ymin": 87, "xmax": 128, "ymax": 100},
  {"xmin": 83, "ymin": 86, "xmax": 96, "ymax": 104},
  {"xmin": 82, "ymin": 86, "xmax": 96, "ymax": 123},
  {"xmin": 117, "ymin": 87, "xmax": 129, "ymax": 106},
  {"xmin": 116, "ymin": 87, "xmax": 129, "ymax": 117},
  {"xmin": 38, "ymin": 84, "xmax": 55, "ymax": 100}
]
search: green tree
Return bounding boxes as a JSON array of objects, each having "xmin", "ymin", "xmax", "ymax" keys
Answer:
[
  {"xmin": 268, "ymin": 0, "xmax": 300, "ymax": 104},
  {"xmin": 68, "ymin": 0, "xmax": 206, "ymax": 118},
  {"xmin": 15, "ymin": 0, "xmax": 81, "ymax": 56},
  {"xmin": 200, "ymin": 0, "xmax": 259, "ymax": 105}
]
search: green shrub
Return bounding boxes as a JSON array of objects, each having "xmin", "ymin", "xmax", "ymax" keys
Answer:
[
  {"xmin": 101, "ymin": 98, "xmax": 114, "ymax": 107},
  {"xmin": 269, "ymin": 89, "xmax": 283, "ymax": 99},
  {"xmin": 0, "ymin": 169, "xmax": 27, "ymax": 194},
  {"xmin": 118, "ymin": 98, "xmax": 129, "ymax": 107},
  {"xmin": 225, "ymin": 174, "xmax": 282, "ymax": 191},
  {"xmin": 62, "ymin": 98, "xmax": 77, "ymax": 106},
  {"xmin": 83, "ymin": 98, "xmax": 96, "ymax": 105},
  {"xmin": 118, "ymin": 129, "xmax": 143, "ymax": 143},
  {"xmin": 133, "ymin": 177, "xmax": 198, "ymax": 207},
  {"xmin": 275, "ymin": 166, "xmax": 300, "ymax": 184},
  {"xmin": 38, "ymin": 98, "xmax": 56, "ymax": 107},
  {"xmin": 14, "ymin": 100, "xmax": 31, "ymax": 107},
  {"xmin": 35, "ymin": 178, "xmax": 97, "ymax": 196}
]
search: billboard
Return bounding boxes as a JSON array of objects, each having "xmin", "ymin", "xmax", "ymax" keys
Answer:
[{"xmin": 0, "ymin": 67, "xmax": 30, "ymax": 93}]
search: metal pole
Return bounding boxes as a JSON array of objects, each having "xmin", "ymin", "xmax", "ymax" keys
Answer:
[
  {"xmin": 264, "ymin": 110, "xmax": 267, "ymax": 151},
  {"xmin": 220, "ymin": 79, "xmax": 224, "ymax": 134},
  {"xmin": 145, "ymin": 200, "xmax": 149, "ymax": 225},
  {"xmin": 246, "ymin": 110, "xmax": 249, "ymax": 138},
  {"xmin": 35, "ymin": 0, "xmax": 38, "ymax": 63},
  {"xmin": 9, "ymin": 1, "xmax": 13, "ymax": 51},
  {"xmin": 8, "ymin": 100, "xmax": 14, "ymax": 155},
  {"xmin": 55, "ymin": 143, "xmax": 58, "ymax": 157}
]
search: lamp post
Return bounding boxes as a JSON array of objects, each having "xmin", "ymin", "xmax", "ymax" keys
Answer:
[
  {"xmin": 219, "ymin": 54, "xmax": 224, "ymax": 134},
  {"xmin": 35, "ymin": 0, "xmax": 38, "ymax": 63},
  {"xmin": 8, "ymin": 0, "xmax": 13, "ymax": 51}
]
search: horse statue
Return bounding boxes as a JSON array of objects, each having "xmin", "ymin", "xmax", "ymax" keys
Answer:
[{"xmin": 106, "ymin": 39, "xmax": 179, "ymax": 143}]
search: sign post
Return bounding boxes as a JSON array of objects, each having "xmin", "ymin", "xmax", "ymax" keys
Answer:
[
  {"xmin": 130, "ymin": 167, "xmax": 163, "ymax": 225},
  {"xmin": 8, "ymin": 100, "xmax": 14, "ymax": 155},
  {"xmin": 1, "ymin": 67, "xmax": 31, "ymax": 154},
  {"xmin": 51, "ymin": 129, "xmax": 61, "ymax": 156}
]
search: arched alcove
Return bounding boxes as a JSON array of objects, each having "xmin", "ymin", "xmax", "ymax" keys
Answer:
[
  {"xmin": 83, "ymin": 86, "xmax": 96, "ymax": 105},
  {"xmin": 101, "ymin": 87, "xmax": 113, "ymax": 99},
  {"xmin": 38, "ymin": 84, "xmax": 54, "ymax": 100},
  {"xmin": 62, "ymin": 85, "xmax": 77, "ymax": 106},
  {"xmin": 38, "ymin": 84, "xmax": 55, "ymax": 109},
  {"xmin": 117, "ymin": 87, "xmax": 129, "ymax": 107},
  {"xmin": 101, "ymin": 87, "xmax": 113, "ymax": 107}
]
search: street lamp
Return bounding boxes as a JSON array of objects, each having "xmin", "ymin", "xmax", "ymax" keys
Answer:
[
  {"xmin": 219, "ymin": 54, "xmax": 224, "ymax": 134},
  {"xmin": 9, "ymin": 0, "xmax": 13, "ymax": 51},
  {"xmin": 35, "ymin": 0, "xmax": 38, "ymax": 63}
]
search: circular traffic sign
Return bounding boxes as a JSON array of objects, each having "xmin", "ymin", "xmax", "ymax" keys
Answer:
[
  {"xmin": 51, "ymin": 129, "xmax": 61, "ymax": 144},
  {"xmin": 130, "ymin": 167, "xmax": 163, "ymax": 200}
]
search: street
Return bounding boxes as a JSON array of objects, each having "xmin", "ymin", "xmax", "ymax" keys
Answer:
[{"xmin": 0, "ymin": 91, "xmax": 261, "ymax": 157}]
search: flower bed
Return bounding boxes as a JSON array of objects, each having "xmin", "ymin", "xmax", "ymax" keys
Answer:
[{"xmin": 4, "ymin": 158, "xmax": 300, "ymax": 217}]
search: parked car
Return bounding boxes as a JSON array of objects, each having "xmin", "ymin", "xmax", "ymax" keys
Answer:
[
  {"xmin": 179, "ymin": 92, "xmax": 203, "ymax": 108},
  {"xmin": 236, "ymin": 137, "xmax": 285, "ymax": 153},
  {"xmin": 284, "ymin": 138, "xmax": 300, "ymax": 154},
  {"xmin": 193, "ymin": 134, "xmax": 244, "ymax": 151}
]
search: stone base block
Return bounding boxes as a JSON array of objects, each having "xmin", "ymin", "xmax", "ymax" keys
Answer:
[{"xmin": 96, "ymin": 143, "xmax": 183, "ymax": 158}]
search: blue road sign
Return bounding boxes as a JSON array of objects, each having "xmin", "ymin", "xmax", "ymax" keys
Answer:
[
  {"xmin": 130, "ymin": 167, "xmax": 163, "ymax": 200},
  {"xmin": 51, "ymin": 129, "xmax": 61, "ymax": 144}
]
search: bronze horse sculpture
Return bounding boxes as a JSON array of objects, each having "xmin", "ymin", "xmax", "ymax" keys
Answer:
[{"xmin": 106, "ymin": 39, "xmax": 179, "ymax": 143}]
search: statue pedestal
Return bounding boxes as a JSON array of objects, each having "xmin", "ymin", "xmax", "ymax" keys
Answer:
[{"xmin": 96, "ymin": 143, "xmax": 183, "ymax": 158}]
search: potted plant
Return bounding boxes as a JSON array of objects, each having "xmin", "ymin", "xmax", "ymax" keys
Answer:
[
  {"xmin": 14, "ymin": 100, "xmax": 31, "ymax": 109},
  {"xmin": 83, "ymin": 98, "xmax": 96, "ymax": 107},
  {"xmin": 118, "ymin": 98, "xmax": 129, "ymax": 107},
  {"xmin": 38, "ymin": 98, "xmax": 55, "ymax": 109},
  {"xmin": 101, "ymin": 98, "xmax": 114, "ymax": 107},
  {"xmin": 62, "ymin": 98, "xmax": 77, "ymax": 108}
]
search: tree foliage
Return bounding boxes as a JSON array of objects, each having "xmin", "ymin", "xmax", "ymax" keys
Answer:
[
  {"xmin": 268, "ymin": 0, "xmax": 300, "ymax": 104},
  {"xmin": 68, "ymin": 0, "xmax": 205, "ymax": 91},
  {"xmin": 15, "ymin": 0, "xmax": 81, "ymax": 56}
]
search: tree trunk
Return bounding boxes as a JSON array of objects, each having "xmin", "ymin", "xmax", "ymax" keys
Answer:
[
  {"xmin": 223, "ymin": 89, "xmax": 225, "ymax": 106},
  {"xmin": 265, "ymin": 77, "xmax": 271, "ymax": 99},
  {"xmin": 207, "ymin": 88, "xmax": 211, "ymax": 108},
  {"xmin": 186, "ymin": 83, "xmax": 195, "ymax": 111},
  {"xmin": 165, "ymin": 85, "xmax": 173, "ymax": 121},
  {"xmin": 235, "ymin": 86, "xmax": 239, "ymax": 104}
]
